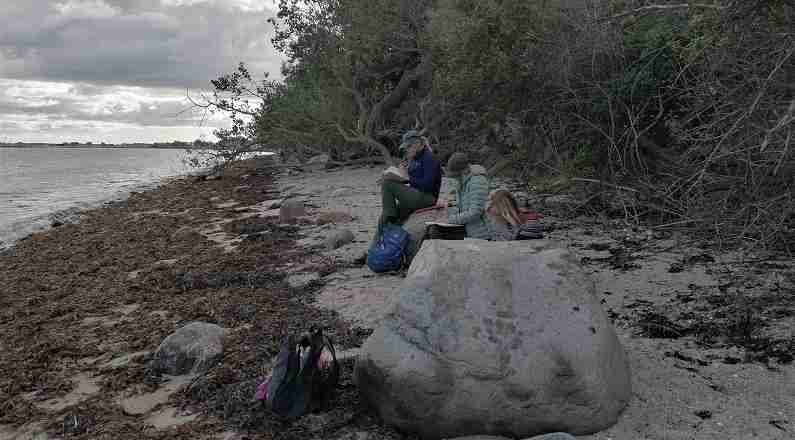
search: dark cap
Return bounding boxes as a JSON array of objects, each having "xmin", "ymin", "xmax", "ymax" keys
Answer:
[{"xmin": 398, "ymin": 130, "xmax": 422, "ymax": 157}]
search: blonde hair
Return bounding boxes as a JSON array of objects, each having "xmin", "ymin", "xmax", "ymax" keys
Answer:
[{"xmin": 487, "ymin": 189, "xmax": 523, "ymax": 226}]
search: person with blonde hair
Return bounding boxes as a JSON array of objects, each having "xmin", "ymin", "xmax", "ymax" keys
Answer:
[{"xmin": 486, "ymin": 189, "xmax": 543, "ymax": 241}]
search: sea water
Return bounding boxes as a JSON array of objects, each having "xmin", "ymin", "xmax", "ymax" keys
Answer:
[{"xmin": 0, "ymin": 147, "xmax": 191, "ymax": 248}]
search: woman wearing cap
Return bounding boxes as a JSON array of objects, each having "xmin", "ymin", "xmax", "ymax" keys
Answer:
[
  {"xmin": 367, "ymin": 130, "xmax": 442, "ymax": 249},
  {"xmin": 445, "ymin": 152, "xmax": 491, "ymax": 240}
]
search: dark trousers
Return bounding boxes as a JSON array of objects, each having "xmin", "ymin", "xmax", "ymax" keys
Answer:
[{"xmin": 371, "ymin": 181, "xmax": 435, "ymax": 246}]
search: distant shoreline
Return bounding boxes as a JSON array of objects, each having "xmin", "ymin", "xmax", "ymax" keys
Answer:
[{"xmin": 0, "ymin": 143, "xmax": 208, "ymax": 149}]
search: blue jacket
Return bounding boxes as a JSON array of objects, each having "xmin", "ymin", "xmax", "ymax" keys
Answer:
[{"xmin": 408, "ymin": 149, "xmax": 442, "ymax": 200}]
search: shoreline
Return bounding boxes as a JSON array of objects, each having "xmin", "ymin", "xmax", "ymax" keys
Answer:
[
  {"xmin": 0, "ymin": 150, "xmax": 274, "ymax": 250},
  {"xmin": 0, "ymin": 160, "xmax": 792, "ymax": 440}
]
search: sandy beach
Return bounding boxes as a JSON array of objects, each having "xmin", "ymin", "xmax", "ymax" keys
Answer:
[{"xmin": 0, "ymin": 160, "xmax": 792, "ymax": 440}]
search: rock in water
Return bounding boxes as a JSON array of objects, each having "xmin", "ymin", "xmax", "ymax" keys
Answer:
[
  {"xmin": 152, "ymin": 322, "xmax": 229, "ymax": 375},
  {"xmin": 355, "ymin": 240, "xmax": 631, "ymax": 439},
  {"xmin": 279, "ymin": 199, "xmax": 306, "ymax": 223}
]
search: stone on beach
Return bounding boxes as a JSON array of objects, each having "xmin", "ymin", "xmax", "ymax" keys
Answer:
[
  {"xmin": 325, "ymin": 229, "xmax": 355, "ymax": 250},
  {"xmin": 151, "ymin": 322, "xmax": 229, "ymax": 375},
  {"xmin": 287, "ymin": 272, "xmax": 321, "ymax": 289},
  {"xmin": 305, "ymin": 153, "xmax": 330, "ymax": 172},
  {"xmin": 279, "ymin": 199, "xmax": 306, "ymax": 223},
  {"xmin": 355, "ymin": 240, "xmax": 631, "ymax": 439}
]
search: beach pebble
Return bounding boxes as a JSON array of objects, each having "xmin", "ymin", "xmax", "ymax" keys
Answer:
[
  {"xmin": 331, "ymin": 188, "xmax": 350, "ymax": 198},
  {"xmin": 279, "ymin": 199, "xmax": 306, "ymax": 222},
  {"xmin": 151, "ymin": 322, "xmax": 229, "ymax": 375},
  {"xmin": 287, "ymin": 272, "xmax": 321, "ymax": 289},
  {"xmin": 325, "ymin": 229, "xmax": 355, "ymax": 250},
  {"xmin": 304, "ymin": 154, "xmax": 330, "ymax": 172}
]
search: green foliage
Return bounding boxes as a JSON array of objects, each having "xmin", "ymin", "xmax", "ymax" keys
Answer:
[{"xmin": 207, "ymin": 0, "xmax": 794, "ymax": 248}]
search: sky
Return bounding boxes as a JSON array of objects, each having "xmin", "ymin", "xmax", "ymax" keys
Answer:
[{"xmin": 0, "ymin": 0, "xmax": 284, "ymax": 143}]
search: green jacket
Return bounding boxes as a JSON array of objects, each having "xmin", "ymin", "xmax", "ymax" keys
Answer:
[{"xmin": 448, "ymin": 164, "xmax": 491, "ymax": 239}]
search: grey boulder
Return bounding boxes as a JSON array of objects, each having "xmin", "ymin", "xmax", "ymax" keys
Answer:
[
  {"xmin": 355, "ymin": 240, "xmax": 631, "ymax": 440},
  {"xmin": 152, "ymin": 322, "xmax": 229, "ymax": 375}
]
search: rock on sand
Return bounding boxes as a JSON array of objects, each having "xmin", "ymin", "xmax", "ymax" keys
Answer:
[
  {"xmin": 355, "ymin": 240, "xmax": 631, "ymax": 439},
  {"xmin": 151, "ymin": 322, "xmax": 229, "ymax": 375}
]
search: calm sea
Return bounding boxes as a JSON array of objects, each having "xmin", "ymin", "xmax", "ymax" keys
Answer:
[{"xmin": 0, "ymin": 147, "xmax": 192, "ymax": 248}]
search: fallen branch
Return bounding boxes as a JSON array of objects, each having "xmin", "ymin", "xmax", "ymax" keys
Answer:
[
  {"xmin": 599, "ymin": 3, "xmax": 725, "ymax": 22},
  {"xmin": 572, "ymin": 177, "xmax": 639, "ymax": 193}
]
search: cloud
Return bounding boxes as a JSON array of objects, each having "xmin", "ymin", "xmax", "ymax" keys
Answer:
[
  {"xmin": 0, "ymin": 0, "xmax": 284, "ymax": 142},
  {"xmin": 0, "ymin": 0, "xmax": 282, "ymax": 88},
  {"xmin": 0, "ymin": 78, "xmax": 229, "ymax": 143}
]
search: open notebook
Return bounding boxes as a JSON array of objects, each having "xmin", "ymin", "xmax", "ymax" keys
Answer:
[
  {"xmin": 382, "ymin": 166, "xmax": 408, "ymax": 182},
  {"xmin": 424, "ymin": 221, "xmax": 462, "ymax": 227}
]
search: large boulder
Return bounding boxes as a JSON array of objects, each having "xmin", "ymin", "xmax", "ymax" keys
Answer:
[
  {"xmin": 152, "ymin": 322, "xmax": 229, "ymax": 375},
  {"xmin": 355, "ymin": 240, "xmax": 631, "ymax": 439}
]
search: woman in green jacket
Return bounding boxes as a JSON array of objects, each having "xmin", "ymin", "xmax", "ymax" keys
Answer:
[{"xmin": 445, "ymin": 152, "xmax": 491, "ymax": 239}]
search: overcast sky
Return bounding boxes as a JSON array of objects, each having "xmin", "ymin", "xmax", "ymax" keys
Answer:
[{"xmin": 0, "ymin": 0, "xmax": 284, "ymax": 143}]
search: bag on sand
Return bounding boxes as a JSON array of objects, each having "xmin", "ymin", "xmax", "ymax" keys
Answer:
[
  {"xmin": 255, "ymin": 328, "xmax": 339, "ymax": 418},
  {"xmin": 367, "ymin": 223, "xmax": 409, "ymax": 273}
]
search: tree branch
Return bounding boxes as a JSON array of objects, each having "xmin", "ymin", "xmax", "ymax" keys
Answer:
[{"xmin": 599, "ymin": 3, "xmax": 725, "ymax": 22}]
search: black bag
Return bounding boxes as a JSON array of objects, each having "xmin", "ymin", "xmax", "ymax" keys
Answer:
[
  {"xmin": 426, "ymin": 223, "xmax": 466, "ymax": 240},
  {"xmin": 258, "ymin": 328, "xmax": 340, "ymax": 418}
]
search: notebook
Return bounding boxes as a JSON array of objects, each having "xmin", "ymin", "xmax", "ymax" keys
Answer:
[{"xmin": 382, "ymin": 166, "xmax": 408, "ymax": 182}]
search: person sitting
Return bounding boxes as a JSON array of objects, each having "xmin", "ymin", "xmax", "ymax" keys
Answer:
[
  {"xmin": 368, "ymin": 130, "xmax": 442, "ymax": 249},
  {"xmin": 444, "ymin": 152, "xmax": 491, "ymax": 240},
  {"xmin": 486, "ymin": 189, "xmax": 544, "ymax": 241}
]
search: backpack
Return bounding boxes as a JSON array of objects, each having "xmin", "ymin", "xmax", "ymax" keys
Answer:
[
  {"xmin": 255, "ymin": 328, "xmax": 339, "ymax": 419},
  {"xmin": 366, "ymin": 223, "xmax": 409, "ymax": 273}
]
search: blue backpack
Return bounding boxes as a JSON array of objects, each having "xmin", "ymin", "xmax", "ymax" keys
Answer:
[{"xmin": 367, "ymin": 223, "xmax": 409, "ymax": 273}]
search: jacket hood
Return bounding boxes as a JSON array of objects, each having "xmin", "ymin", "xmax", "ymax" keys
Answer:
[{"xmin": 469, "ymin": 164, "xmax": 487, "ymax": 175}]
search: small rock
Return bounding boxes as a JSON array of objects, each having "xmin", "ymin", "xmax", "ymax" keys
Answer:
[
  {"xmin": 331, "ymin": 188, "xmax": 350, "ymax": 198},
  {"xmin": 206, "ymin": 174, "xmax": 221, "ymax": 181},
  {"xmin": 317, "ymin": 211, "xmax": 355, "ymax": 225},
  {"xmin": 305, "ymin": 153, "xmax": 330, "ymax": 172},
  {"xmin": 324, "ymin": 229, "xmax": 355, "ymax": 250},
  {"xmin": 694, "ymin": 410, "xmax": 712, "ymax": 419},
  {"xmin": 279, "ymin": 199, "xmax": 306, "ymax": 223},
  {"xmin": 151, "ymin": 322, "xmax": 229, "ymax": 375},
  {"xmin": 152, "ymin": 259, "xmax": 178, "ymax": 269},
  {"xmin": 287, "ymin": 272, "xmax": 321, "ymax": 289}
]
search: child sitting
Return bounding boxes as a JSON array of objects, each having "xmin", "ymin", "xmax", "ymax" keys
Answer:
[{"xmin": 486, "ymin": 189, "xmax": 543, "ymax": 241}]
